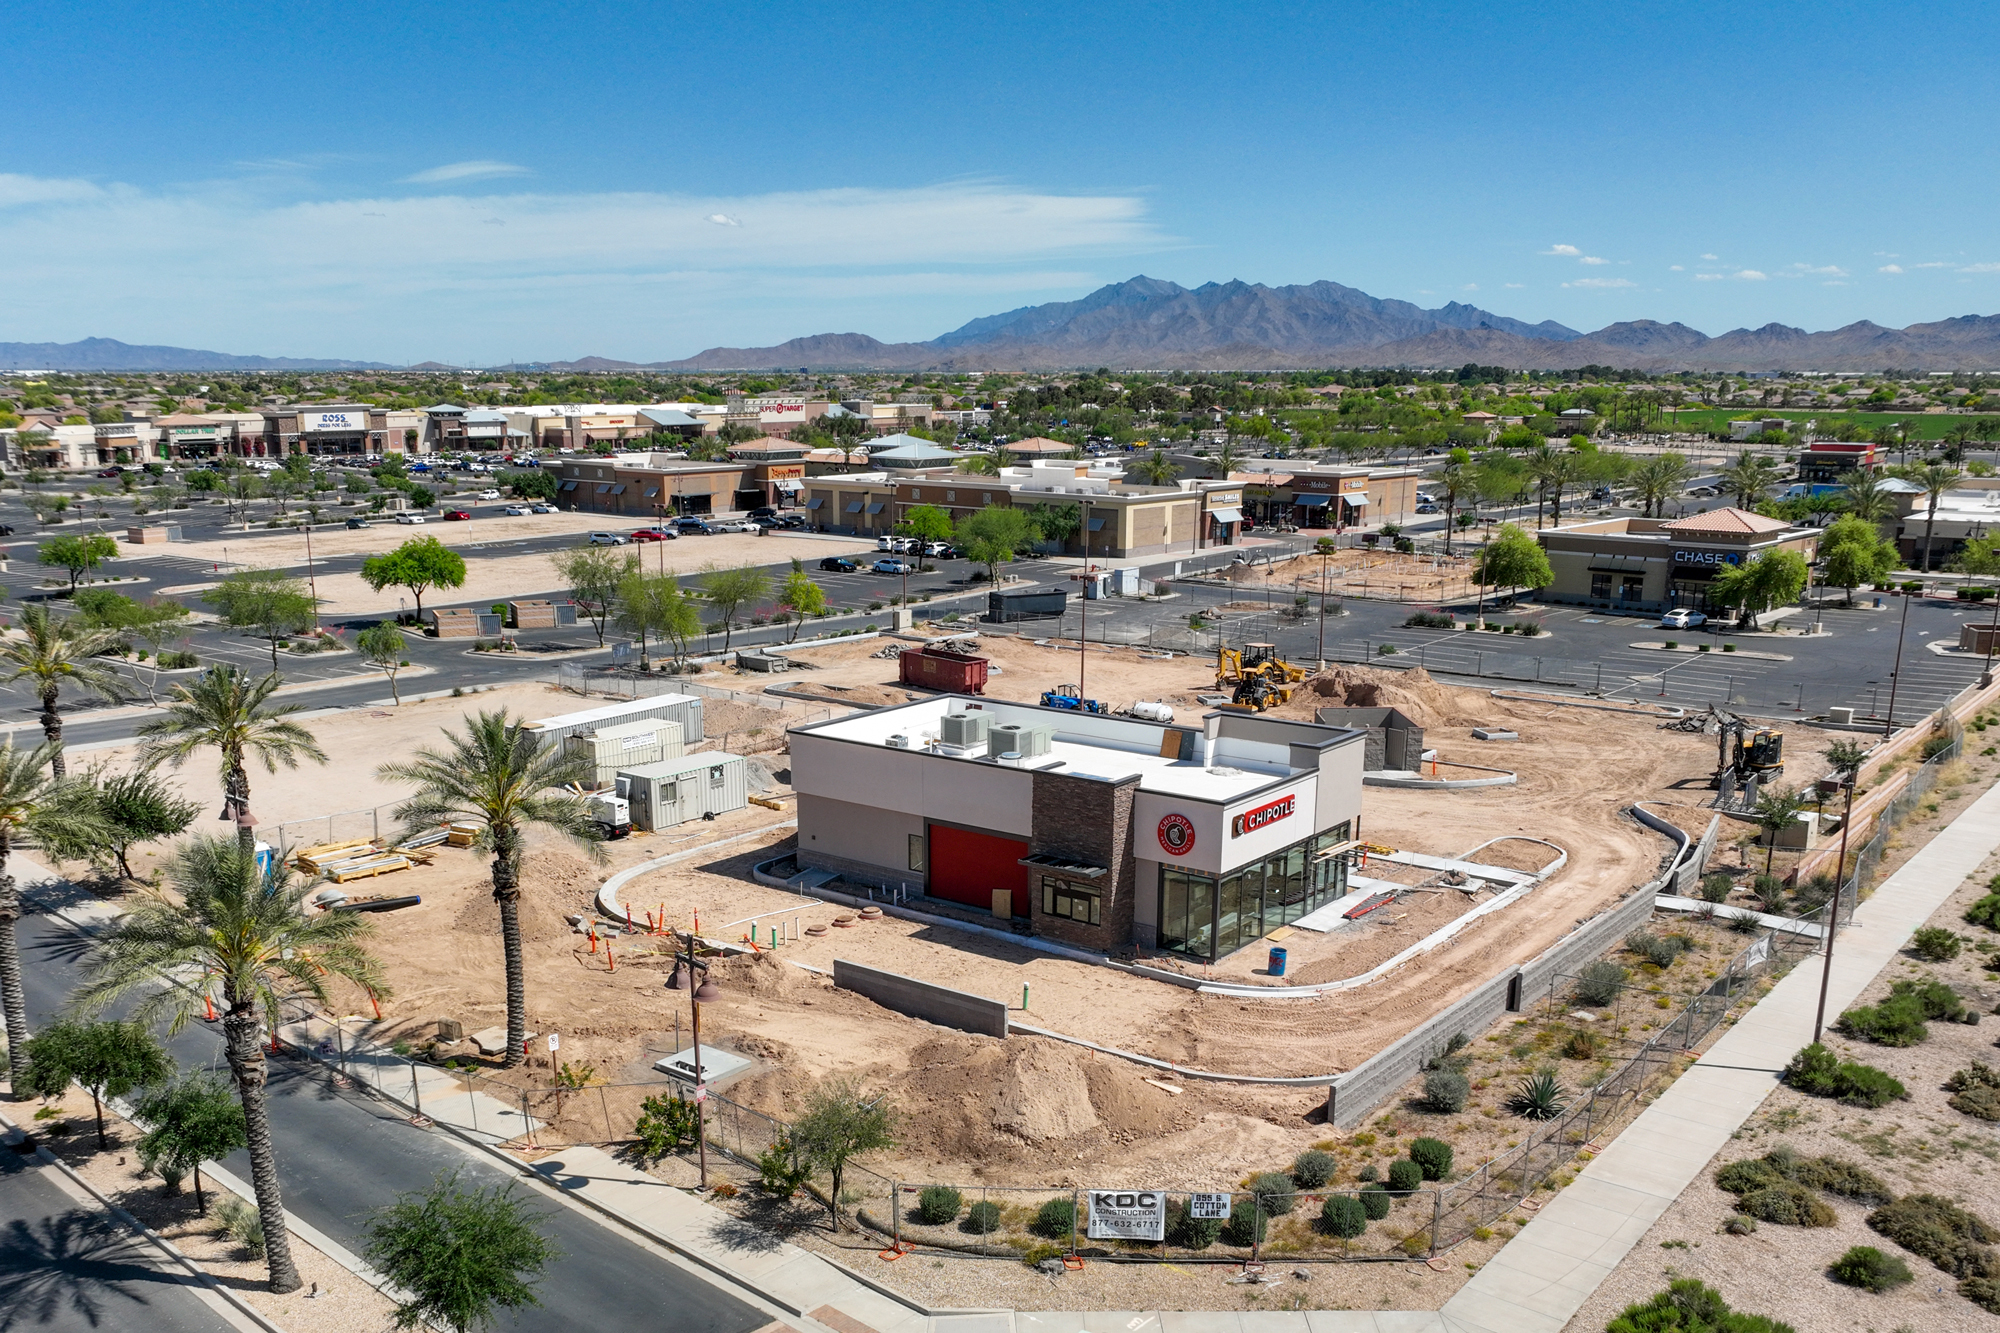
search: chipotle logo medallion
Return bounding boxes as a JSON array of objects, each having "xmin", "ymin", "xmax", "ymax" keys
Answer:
[{"xmin": 1157, "ymin": 813, "xmax": 1197, "ymax": 857}]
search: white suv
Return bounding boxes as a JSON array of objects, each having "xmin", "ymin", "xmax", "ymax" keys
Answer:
[{"xmin": 588, "ymin": 531, "xmax": 629, "ymax": 545}]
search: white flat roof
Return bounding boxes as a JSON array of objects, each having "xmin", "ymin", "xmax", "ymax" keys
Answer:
[{"xmin": 798, "ymin": 696, "xmax": 1326, "ymax": 803}]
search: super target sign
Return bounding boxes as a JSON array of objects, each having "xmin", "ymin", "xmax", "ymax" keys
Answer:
[{"xmin": 1157, "ymin": 814, "xmax": 1196, "ymax": 857}]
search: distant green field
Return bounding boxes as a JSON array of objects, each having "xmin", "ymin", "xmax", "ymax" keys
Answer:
[{"xmin": 1658, "ymin": 407, "xmax": 1987, "ymax": 441}]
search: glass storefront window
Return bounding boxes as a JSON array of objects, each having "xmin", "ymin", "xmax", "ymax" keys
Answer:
[{"xmin": 1156, "ymin": 822, "xmax": 1352, "ymax": 963}]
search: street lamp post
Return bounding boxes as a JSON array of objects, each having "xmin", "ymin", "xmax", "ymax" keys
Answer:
[
  {"xmin": 1882, "ymin": 591, "xmax": 1913, "ymax": 737},
  {"xmin": 665, "ymin": 931, "xmax": 722, "ymax": 1190},
  {"xmin": 1813, "ymin": 773, "xmax": 1859, "ymax": 1045},
  {"xmin": 1316, "ymin": 538, "xmax": 1334, "ymax": 669}
]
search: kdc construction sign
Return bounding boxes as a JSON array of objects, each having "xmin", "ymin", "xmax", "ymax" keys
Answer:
[{"xmin": 1086, "ymin": 1189, "xmax": 1166, "ymax": 1241}]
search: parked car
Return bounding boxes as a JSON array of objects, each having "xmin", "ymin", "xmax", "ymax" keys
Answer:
[
  {"xmin": 97, "ymin": 467, "xmax": 123, "ymax": 478},
  {"xmin": 589, "ymin": 531, "xmax": 630, "ymax": 545},
  {"xmin": 394, "ymin": 512, "xmax": 426, "ymax": 524},
  {"xmin": 503, "ymin": 504, "xmax": 530, "ymax": 516},
  {"xmin": 1660, "ymin": 609, "xmax": 1707, "ymax": 630},
  {"xmin": 1687, "ymin": 485, "xmax": 1718, "ymax": 497},
  {"xmin": 672, "ymin": 517, "xmax": 713, "ymax": 535},
  {"xmin": 746, "ymin": 506, "xmax": 779, "ymax": 520},
  {"xmin": 442, "ymin": 509, "xmax": 472, "ymax": 521},
  {"xmin": 478, "ymin": 488, "xmax": 501, "ymax": 500},
  {"xmin": 629, "ymin": 527, "xmax": 676, "ymax": 542},
  {"xmin": 1415, "ymin": 503, "xmax": 1439, "ymax": 514},
  {"xmin": 877, "ymin": 535, "xmax": 920, "ymax": 553},
  {"xmin": 923, "ymin": 541, "xmax": 952, "ymax": 558},
  {"xmin": 345, "ymin": 517, "xmax": 371, "ymax": 529},
  {"xmin": 819, "ymin": 556, "xmax": 859, "ymax": 573},
  {"xmin": 530, "ymin": 502, "xmax": 557, "ymax": 514},
  {"xmin": 872, "ymin": 558, "xmax": 915, "ymax": 575}
]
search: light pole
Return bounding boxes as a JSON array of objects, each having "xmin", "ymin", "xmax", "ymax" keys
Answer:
[
  {"xmin": 1079, "ymin": 498, "xmax": 1091, "ymax": 701},
  {"xmin": 1882, "ymin": 591, "xmax": 1912, "ymax": 737},
  {"xmin": 1982, "ymin": 587, "xmax": 2000, "ymax": 690},
  {"xmin": 303, "ymin": 521, "xmax": 320, "ymax": 631},
  {"xmin": 665, "ymin": 931, "xmax": 722, "ymax": 1190},
  {"xmin": 1813, "ymin": 771, "xmax": 1859, "ymax": 1045},
  {"xmin": 1315, "ymin": 537, "xmax": 1335, "ymax": 668}
]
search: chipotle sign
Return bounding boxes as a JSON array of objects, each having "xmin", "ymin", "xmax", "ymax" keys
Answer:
[{"xmin": 1231, "ymin": 795, "xmax": 1295, "ymax": 838}]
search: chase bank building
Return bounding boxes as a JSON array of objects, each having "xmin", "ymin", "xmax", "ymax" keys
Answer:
[{"xmin": 1533, "ymin": 508, "xmax": 1820, "ymax": 616}]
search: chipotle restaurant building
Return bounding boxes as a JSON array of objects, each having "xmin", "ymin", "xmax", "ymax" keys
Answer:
[{"xmin": 789, "ymin": 697, "xmax": 1365, "ymax": 961}]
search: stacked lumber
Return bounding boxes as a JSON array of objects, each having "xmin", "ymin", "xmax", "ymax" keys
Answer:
[
  {"xmin": 445, "ymin": 820, "xmax": 483, "ymax": 848},
  {"xmin": 292, "ymin": 840, "xmax": 377, "ymax": 875},
  {"xmin": 327, "ymin": 854, "xmax": 413, "ymax": 883}
]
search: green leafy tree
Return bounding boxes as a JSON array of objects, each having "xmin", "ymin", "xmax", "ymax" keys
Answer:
[
  {"xmin": 0, "ymin": 739, "xmax": 110, "ymax": 1093},
  {"xmin": 138, "ymin": 666, "xmax": 328, "ymax": 857},
  {"xmin": 79, "ymin": 760, "xmax": 200, "ymax": 881},
  {"xmin": 790, "ymin": 1075, "xmax": 896, "ymax": 1232},
  {"xmin": 1958, "ymin": 532, "xmax": 2000, "ymax": 586},
  {"xmin": 1819, "ymin": 515, "xmax": 1898, "ymax": 604},
  {"xmin": 205, "ymin": 568, "xmax": 316, "ymax": 670},
  {"xmin": 1028, "ymin": 501, "xmax": 1082, "ymax": 553},
  {"xmin": 184, "ymin": 469, "xmax": 220, "ymax": 494},
  {"xmin": 615, "ymin": 569, "xmax": 699, "ymax": 668},
  {"xmin": 1472, "ymin": 523, "xmax": 1553, "ymax": 600},
  {"xmin": 1712, "ymin": 549, "xmax": 1810, "ymax": 627},
  {"xmin": 356, "ymin": 621, "xmax": 410, "ymax": 704},
  {"xmin": 0, "ymin": 604, "xmax": 124, "ymax": 775},
  {"xmin": 76, "ymin": 835, "xmax": 386, "ymax": 1293},
  {"xmin": 364, "ymin": 1171, "xmax": 559, "ymax": 1333},
  {"xmin": 19, "ymin": 1018, "xmax": 173, "ymax": 1148},
  {"xmin": 955, "ymin": 505, "xmax": 1038, "ymax": 583},
  {"xmin": 379, "ymin": 712, "xmax": 603, "ymax": 1070},
  {"xmin": 132, "ymin": 1072, "xmax": 248, "ymax": 1214},
  {"xmin": 1890, "ymin": 462, "xmax": 1964, "ymax": 572},
  {"xmin": 697, "ymin": 564, "xmax": 771, "ymax": 651},
  {"xmin": 500, "ymin": 468, "xmax": 556, "ymax": 501},
  {"xmin": 777, "ymin": 560, "xmax": 827, "ymax": 643},
  {"xmin": 361, "ymin": 536, "xmax": 467, "ymax": 624},
  {"xmin": 407, "ymin": 484, "xmax": 437, "ymax": 510},
  {"xmin": 896, "ymin": 504, "xmax": 954, "ymax": 544},
  {"xmin": 549, "ymin": 545, "xmax": 633, "ymax": 647},
  {"xmin": 1753, "ymin": 786, "xmax": 1807, "ymax": 874},
  {"xmin": 38, "ymin": 533, "xmax": 118, "ymax": 595},
  {"xmin": 73, "ymin": 591, "xmax": 190, "ymax": 702}
]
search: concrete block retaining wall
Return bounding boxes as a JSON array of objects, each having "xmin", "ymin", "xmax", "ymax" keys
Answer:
[{"xmin": 831, "ymin": 958, "xmax": 1009, "ymax": 1038}]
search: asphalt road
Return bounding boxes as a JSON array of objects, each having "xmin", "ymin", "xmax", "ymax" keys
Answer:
[
  {"xmin": 0, "ymin": 1150, "xmax": 239, "ymax": 1333},
  {"xmin": 12, "ymin": 911, "xmax": 769, "ymax": 1333}
]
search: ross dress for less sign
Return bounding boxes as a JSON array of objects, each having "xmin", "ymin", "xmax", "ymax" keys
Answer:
[{"xmin": 1086, "ymin": 1189, "xmax": 1165, "ymax": 1241}]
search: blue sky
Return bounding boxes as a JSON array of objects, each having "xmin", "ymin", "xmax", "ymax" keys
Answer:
[{"xmin": 4, "ymin": 0, "xmax": 1997, "ymax": 364}]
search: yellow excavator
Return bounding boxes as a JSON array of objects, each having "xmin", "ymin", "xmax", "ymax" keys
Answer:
[{"xmin": 1215, "ymin": 642, "xmax": 1307, "ymax": 711}]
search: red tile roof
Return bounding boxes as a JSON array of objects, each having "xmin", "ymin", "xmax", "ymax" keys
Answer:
[{"xmin": 1658, "ymin": 507, "xmax": 1792, "ymax": 535}]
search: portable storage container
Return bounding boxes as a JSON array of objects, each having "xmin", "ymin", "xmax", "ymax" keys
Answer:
[
  {"xmin": 985, "ymin": 586, "xmax": 1068, "ymax": 622},
  {"xmin": 897, "ymin": 645, "xmax": 989, "ymax": 695},
  {"xmin": 617, "ymin": 753, "xmax": 749, "ymax": 831},
  {"xmin": 563, "ymin": 719, "xmax": 685, "ymax": 787},
  {"xmin": 523, "ymin": 694, "xmax": 704, "ymax": 751}
]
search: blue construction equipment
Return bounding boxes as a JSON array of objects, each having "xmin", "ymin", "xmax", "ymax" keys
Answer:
[{"xmin": 1040, "ymin": 685, "xmax": 1106, "ymax": 714}]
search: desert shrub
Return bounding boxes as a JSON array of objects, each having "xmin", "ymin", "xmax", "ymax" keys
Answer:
[
  {"xmin": 1359, "ymin": 1183, "xmax": 1391, "ymax": 1220},
  {"xmin": 915, "ymin": 1186, "xmax": 961, "ymax": 1225},
  {"xmin": 1740, "ymin": 1182, "xmax": 1837, "ymax": 1227},
  {"xmin": 1961, "ymin": 1275, "xmax": 2000, "ymax": 1314},
  {"xmin": 1409, "ymin": 1137, "xmax": 1453, "ymax": 1181},
  {"xmin": 1563, "ymin": 1030, "xmax": 1602, "ymax": 1060},
  {"xmin": 1791, "ymin": 1157, "xmax": 1895, "ymax": 1207},
  {"xmin": 1912, "ymin": 926, "xmax": 1964, "ymax": 961},
  {"xmin": 1965, "ymin": 893, "xmax": 2000, "ymax": 931},
  {"xmin": 1507, "ymin": 1071, "xmax": 1569, "ymax": 1121},
  {"xmin": 1422, "ymin": 1068, "xmax": 1470, "ymax": 1113},
  {"xmin": 1320, "ymin": 1194, "xmax": 1367, "ymax": 1239},
  {"xmin": 1221, "ymin": 1198, "xmax": 1268, "ymax": 1246},
  {"xmin": 1292, "ymin": 1149, "xmax": 1335, "ymax": 1188},
  {"xmin": 1575, "ymin": 960, "xmax": 1628, "ymax": 1006},
  {"xmin": 1838, "ymin": 993, "xmax": 1931, "ymax": 1046},
  {"xmin": 1724, "ymin": 908, "xmax": 1763, "ymax": 933},
  {"xmin": 963, "ymin": 1200, "xmax": 1002, "ymax": 1236},
  {"xmin": 1867, "ymin": 1193, "xmax": 2000, "ymax": 1279},
  {"xmin": 1626, "ymin": 929, "xmax": 1690, "ymax": 968},
  {"xmin": 1386, "ymin": 1159, "xmax": 1423, "ymax": 1195},
  {"xmin": 1828, "ymin": 1244, "xmax": 1912, "ymax": 1292},
  {"xmin": 1031, "ymin": 1196, "xmax": 1076, "ymax": 1240},
  {"xmin": 1698, "ymin": 872, "xmax": 1734, "ymax": 904},
  {"xmin": 1782, "ymin": 1044, "xmax": 1908, "ymax": 1107},
  {"xmin": 1605, "ymin": 1278, "xmax": 1796, "ymax": 1333},
  {"xmin": 1248, "ymin": 1171, "xmax": 1296, "ymax": 1216},
  {"xmin": 1722, "ymin": 1213, "xmax": 1757, "ymax": 1235},
  {"xmin": 1404, "ymin": 611, "xmax": 1454, "ymax": 629},
  {"xmin": 1164, "ymin": 1198, "xmax": 1220, "ymax": 1250},
  {"xmin": 633, "ymin": 1094, "xmax": 698, "ymax": 1161},
  {"xmin": 755, "ymin": 1137, "xmax": 810, "ymax": 1197},
  {"xmin": 1357, "ymin": 1163, "xmax": 1378, "ymax": 1182},
  {"xmin": 214, "ymin": 1196, "xmax": 265, "ymax": 1258},
  {"xmin": 1948, "ymin": 1064, "xmax": 2000, "ymax": 1121}
]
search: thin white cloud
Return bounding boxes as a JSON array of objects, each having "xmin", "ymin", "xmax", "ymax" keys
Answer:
[
  {"xmin": 1913, "ymin": 261, "xmax": 1952, "ymax": 269},
  {"xmin": 1738, "ymin": 270, "xmax": 1768, "ymax": 280},
  {"xmin": 1461, "ymin": 283, "xmax": 1478, "ymax": 291},
  {"xmin": 1541, "ymin": 244, "xmax": 1581, "ymax": 256},
  {"xmin": 1564, "ymin": 277, "xmax": 1636, "ymax": 289},
  {"xmin": 1960, "ymin": 263, "xmax": 2000, "ymax": 274},
  {"xmin": 705, "ymin": 213, "xmax": 742, "ymax": 227},
  {"xmin": 1879, "ymin": 264, "xmax": 1904, "ymax": 274},
  {"xmin": 401, "ymin": 160, "xmax": 532, "ymax": 184},
  {"xmin": 1578, "ymin": 256, "xmax": 1610, "ymax": 266},
  {"xmin": 0, "ymin": 172, "xmax": 1170, "ymax": 360},
  {"xmin": 1692, "ymin": 270, "xmax": 1766, "ymax": 282},
  {"xmin": 1700, "ymin": 253, "xmax": 1718, "ymax": 261},
  {"xmin": 1669, "ymin": 265, "xmax": 1684, "ymax": 271},
  {"xmin": 1792, "ymin": 263, "xmax": 1847, "ymax": 276},
  {"xmin": 1503, "ymin": 282, "xmax": 1524, "ymax": 288}
]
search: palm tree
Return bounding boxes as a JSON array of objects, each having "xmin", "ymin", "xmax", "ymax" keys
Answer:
[
  {"xmin": 1717, "ymin": 451, "xmax": 1783, "ymax": 510},
  {"xmin": 1526, "ymin": 447, "xmax": 1577, "ymax": 529},
  {"xmin": 75, "ymin": 836, "xmax": 383, "ymax": 1293},
  {"xmin": 1631, "ymin": 452, "xmax": 1694, "ymax": 518},
  {"xmin": 1127, "ymin": 448, "xmax": 1180, "ymax": 486},
  {"xmin": 953, "ymin": 453, "xmax": 999, "ymax": 476},
  {"xmin": 378, "ymin": 713, "xmax": 602, "ymax": 1069},
  {"xmin": 1209, "ymin": 437, "xmax": 1246, "ymax": 479},
  {"xmin": 137, "ymin": 667, "xmax": 327, "ymax": 857},
  {"xmin": 0, "ymin": 739, "xmax": 108, "ymax": 1095},
  {"xmin": 1435, "ymin": 450, "xmax": 1471, "ymax": 555},
  {"xmin": 0, "ymin": 605, "xmax": 124, "ymax": 777},
  {"xmin": 1891, "ymin": 462, "xmax": 1964, "ymax": 572},
  {"xmin": 1841, "ymin": 470, "xmax": 1895, "ymax": 523}
]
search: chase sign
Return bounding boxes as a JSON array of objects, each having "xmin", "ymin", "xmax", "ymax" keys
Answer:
[{"xmin": 1671, "ymin": 548, "xmax": 1744, "ymax": 569}]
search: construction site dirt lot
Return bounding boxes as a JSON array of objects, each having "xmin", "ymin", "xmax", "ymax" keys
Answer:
[{"xmin": 1211, "ymin": 547, "xmax": 1484, "ymax": 605}]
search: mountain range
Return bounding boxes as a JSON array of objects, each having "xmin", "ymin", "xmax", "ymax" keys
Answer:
[{"xmin": 9, "ymin": 279, "xmax": 2000, "ymax": 372}]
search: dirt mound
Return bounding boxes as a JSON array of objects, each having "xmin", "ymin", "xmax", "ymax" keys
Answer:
[
  {"xmin": 782, "ymin": 682, "xmax": 918, "ymax": 708},
  {"xmin": 992, "ymin": 1039, "xmax": 1100, "ymax": 1142},
  {"xmin": 1295, "ymin": 664, "xmax": 1478, "ymax": 729},
  {"xmin": 708, "ymin": 950, "xmax": 807, "ymax": 999},
  {"xmin": 449, "ymin": 850, "xmax": 601, "ymax": 945}
]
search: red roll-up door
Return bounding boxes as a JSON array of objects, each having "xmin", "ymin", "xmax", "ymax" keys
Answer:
[{"xmin": 927, "ymin": 823, "xmax": 1030, "ymax": 918}]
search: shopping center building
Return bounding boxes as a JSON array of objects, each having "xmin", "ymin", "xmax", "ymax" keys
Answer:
[
  {"xmin": 789, "ymin": 697, "xmax": 1365, "ymax": 960},
  {"xmin": 1533, "ymin": 508, "xmax": 1821, "ymax": 614}
]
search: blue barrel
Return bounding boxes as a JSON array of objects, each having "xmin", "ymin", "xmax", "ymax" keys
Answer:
[{"xmin": 1268, "ymin": 946, "xmax": 1288, "ymax": 977}]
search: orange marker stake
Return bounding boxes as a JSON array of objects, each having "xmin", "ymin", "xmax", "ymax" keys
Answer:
[
  {"xmin": 369, "ymin": 991, "xmax": 384, "ymax": 1021},
  {"xmin": 607, "ymin": 942, "xmax": 616, "ymax": 972},
  {"xmin": 625, "ymin": 905, "xmax": 633, "ymax": 930},
  {"xmin": 204, "ymin": 992, "xmax": 216, "ymax": 1022},
  {"xmin": 656, "ymin": 903, "xmax": 665, "ymax": 936},
  {"xmin": 589, "ymin": 928, "xmax": 598, "ymax": 954}
]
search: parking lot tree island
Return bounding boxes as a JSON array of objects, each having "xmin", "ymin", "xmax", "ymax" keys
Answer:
[
  {"xmin": 356, "ymin": 621, "xmax": 410, "ymax": 704},
  {"xmin": 549, "ymin": 543, "xmax": 632, "ymax": 647},
  {"xmin": 1472, "ymin": 522, "xmax": 1554, "ymax": 607},
  {"xmin": 615, "ymin": 569, "xmax": 699, "ymax": 669},
  {"xmin": 697, "ymin": 563, "xmax": 771, "ymax": 652},
  {"xmin": 360, "ymin": 535, "xmax": 468, "ymax": 625},
  {"xmin": 205, "ymin": 569, "xmax": 317, "ymax": 670},
  {"xmin": 37, "ymin": 532, "xmax": 117, "ymax": 594},
  {"xmin": 956, "ymin": 504, "xmax": 1039, "ymax": 584}
]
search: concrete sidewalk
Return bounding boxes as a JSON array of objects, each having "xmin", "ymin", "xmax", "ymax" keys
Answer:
[{"xmin": 1438, "ymin": 777, "xmax": 2000, "ymax": 1333}]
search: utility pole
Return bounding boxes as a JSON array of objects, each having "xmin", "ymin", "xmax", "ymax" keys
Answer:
[
  {"xmin": 1813, "ymin": 773, "xmax": 1859, "ymax": 1045},
  {"xmin": 1882, "ymin": 591, "xmax": 1912, "ymax": 737},
  {"xmin": 666, "ymin": 932, "xmax": 721, "ymax": 1190},
  {"xmin": 1079, "ymin": 498, "xmax": 1090, "ymax": 702}
]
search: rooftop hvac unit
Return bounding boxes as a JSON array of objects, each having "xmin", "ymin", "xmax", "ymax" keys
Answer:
[
  {"xmin": 940, "ymin": 712, "xmax": 991, "ymax": 748},
  {"xmin": 989, "ymin": 722, "xmax": 1053, "ymax": 759},
  {"xmin": 884, "ymin": 734, "xmax": 913, "ymax": 749}
]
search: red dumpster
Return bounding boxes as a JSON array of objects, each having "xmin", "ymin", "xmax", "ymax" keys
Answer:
[{"xmin": 898, "ymin": 645, "xmax": 989, "ymax": 695}]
